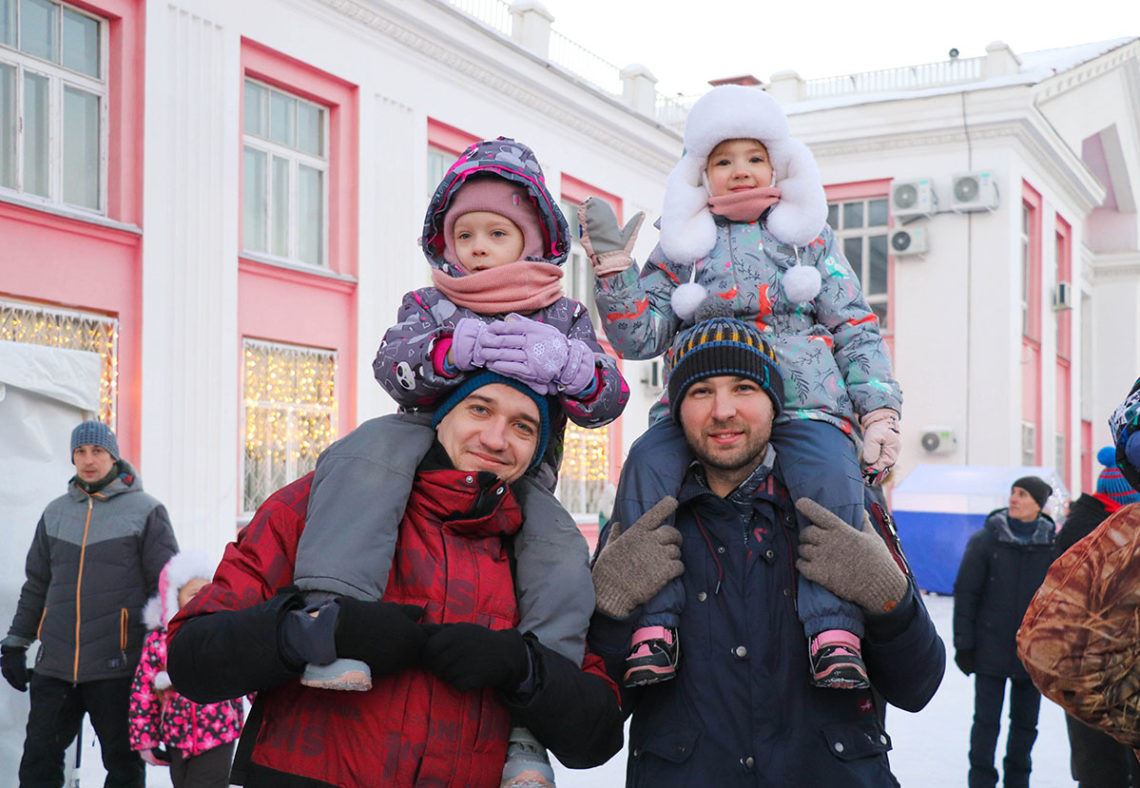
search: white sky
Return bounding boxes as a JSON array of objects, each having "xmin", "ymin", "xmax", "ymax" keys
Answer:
[{"xmin": 539, "ymin": 0, "xmax": 1138, "ymax": 96}]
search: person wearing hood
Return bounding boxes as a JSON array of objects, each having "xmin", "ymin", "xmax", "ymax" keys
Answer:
[
  {"xmin": 1049, "ymin": 448, "xmax": 1140, "ymax": 787},
  {"xmin": 166, "ymin": 374, "xmax": 625, "ymax": 787},
  {"xmin": 290, "ymin": 138, "xmax": 628, "ymax": 786},
  {"xmin": 1, "ymin": 420, "xmax": 178, "ymax": 787},
  {"xmin": 1019, "ymin": 377, "xmax": 1140, "ymax": 774},
  {"xmin": 953, "ymin": 475, "xmax": 1056, "ymax": 788},
  {"xmin": 128, "ymin": 551, "xmax": 243, "ymax": 785},
  {"xmin": 579, "ymin": 84, "xmax": 902, "ymax": 691}
]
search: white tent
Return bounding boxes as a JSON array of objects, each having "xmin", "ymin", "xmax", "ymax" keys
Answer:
[{"xmin": 0, "ymin": 342, "xmax": 102, "ymax": 780}]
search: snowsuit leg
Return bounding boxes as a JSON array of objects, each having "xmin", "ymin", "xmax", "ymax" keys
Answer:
[
  {"xmin": 770, "ymin": 419, "xmax": 866, "ymax": 638},
  {"xmin": 1002, "ymin": 677, "xmax": 1042, "ymax": 788},
  {"xmin": 613, "ymin": 418, "xmax": 691, "ymax": 629},
  {"xmin": 968, "ymin": 673, "xmax": 1005, "ymax": 788},
  {"xmin": 19, "ymin": 672, "xmax": 86, "ymax": 787},
  {"xmin": 512, "ymin": 478, "xmax": 594, "ymax": 665},
  {"xmin": 294, "ymin": 413, "xmax": 435, "ymax": 600}
]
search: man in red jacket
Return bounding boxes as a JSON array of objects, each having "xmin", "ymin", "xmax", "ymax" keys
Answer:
[{"xmin": 166, "ymin": 373, "xmax": 623, "ymax": 787}]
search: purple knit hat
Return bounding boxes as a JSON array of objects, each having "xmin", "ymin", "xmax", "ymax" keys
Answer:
[
  {"xmin": 441, "ymin": 177, "xmax": 545, "ymax": 269},
  {"xmin": 1096, "ymin": 446, "xmax": 1140, "ymax": 506}
]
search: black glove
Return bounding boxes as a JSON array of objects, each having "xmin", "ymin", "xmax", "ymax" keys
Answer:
[
  {"xmin": 954, "ymin": 650, "xmax": 976, "ymax": 676},
  {"xmin": 333, "ymin": 599, "xmax": 426, "ymax": 676},
  {"xmin": 1, "ymin": 646, "xmax": 29, "ymax": 692},
  {"xmin": 421, "ymin": 624, "xmax": 528, "ymax": 692}
]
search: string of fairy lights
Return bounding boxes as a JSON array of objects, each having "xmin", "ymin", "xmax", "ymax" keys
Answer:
[
  {"xmin": 0, "ymin": 301, "xmax": 119, "ymax": 427},
  {"xmin": 559, "ymin": 422, "xmax": 610, "ymax": 514},
  {"xmin": 242, "ymin": 339, "xmax": 337, "ymax": 513}
]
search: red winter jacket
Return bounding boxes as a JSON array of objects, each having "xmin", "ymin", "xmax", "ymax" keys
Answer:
[{"xmin": 168, "ymin": 469, "xmax": 622, "ymax": 787}]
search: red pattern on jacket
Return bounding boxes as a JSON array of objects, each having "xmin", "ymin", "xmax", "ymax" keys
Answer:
[
  {"xmin": 171, "ymin": 469, "xmax": 565, "ymax": 787},
  {"xmin": 128, "ymin": 628, "xmax": 243, "ymax": 757}
]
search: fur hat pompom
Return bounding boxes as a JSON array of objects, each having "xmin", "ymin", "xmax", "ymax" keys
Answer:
[
  {"xmin": 763, "ymin": 138, "xmax": 829, "ymax": 247},
  {"xmin": 672, "ymin": 282, "xmax": 709, "ymax": 322},
  {"xmin": 783, "ymin": 264, "xmax": 822, "ymax": 304}
]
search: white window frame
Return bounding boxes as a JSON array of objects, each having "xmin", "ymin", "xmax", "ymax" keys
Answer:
[
  {"xmin": 0, "ymin": 0, "xmax": 109, "ymax": 213},
  {"xmin": 1020, "ymin": 204, "xmax": 1030, "ymax": 338},
  {"xmin": 559, "ymin": 197, "xmax": 603, "ymax": 332},
  {"xmin": 240, "ymin": 338, "xmax": 337, "ymax": 516},
  {"xmin": 241, "ymin": 78, "xmax": 330, "ymax": 269},
  {"xmin": 828, "ymin": 196, "xmax": 890, "ymax": 331}
]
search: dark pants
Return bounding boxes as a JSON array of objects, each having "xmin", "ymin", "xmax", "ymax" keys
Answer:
[
  {"xmin": 19, "ymin": 672, "xmax": 144, "ymax": 788},
  {"xmin": 1066, "ymin": 713, "xmax": 1140, "ymax": 787},
  {"xmin": 170, "ymin": 741, "xmax": 236, "ymax": 788},
  {"xmin": 968, "ymin": 673, "xmax": 1041, "ymax": 788}
]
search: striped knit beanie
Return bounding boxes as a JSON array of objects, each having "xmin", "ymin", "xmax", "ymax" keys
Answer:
[
  {"xmin": 432, "ymin": 371, "xmax": 552, "ymax": 471},
  {"xmin": 667, "ymin": 300, "xmax": 784, "ymax": 423},
  {"xmin": 70, "ymin": 420, "xmax": 120, "ymax": 462},
  {"xmin": 1096, "ymin": 446, "xmax": 1140, "ymax": 506}
]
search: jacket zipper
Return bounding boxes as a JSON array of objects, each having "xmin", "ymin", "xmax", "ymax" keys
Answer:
[{"xmin": 73, "ymin": 495, "xmax": 93, "ymax": 683}]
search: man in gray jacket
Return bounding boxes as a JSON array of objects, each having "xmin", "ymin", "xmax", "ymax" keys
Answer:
[{"xmin": 1, "ymin": 421, "xmax": 178, "ymax": 787}]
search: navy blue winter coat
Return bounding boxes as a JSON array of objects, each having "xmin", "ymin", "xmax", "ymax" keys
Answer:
[
  {"xmin": 589, "ymin": 471, "xmax": 945, "ymax": 787},
  {"xmin": 952, "ymin": 508, "xmax": 1056, "ymax": 680}
]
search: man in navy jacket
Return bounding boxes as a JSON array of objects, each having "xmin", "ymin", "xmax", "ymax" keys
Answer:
[{"xmin": 588, "ymin": 315, "xmax": 944, "ymax": 786}]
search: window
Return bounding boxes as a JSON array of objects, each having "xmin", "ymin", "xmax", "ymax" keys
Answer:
[
  {"xmin": 1021, "ymin": 204, "xmax": 1030, "ymax": 336},
  {"xmin": 559, "ymin": 197, "xmax": 603, "ymax": 331},
  {"xmin": 0, "ymin": 298, "xmax": 117, "ymax": 424},
  {"xmin": 427, "ymin": 145, "xmax": 449, "ymax": 200},
  {"xmin": 1021, "ymin": 422, "xmax": 1036, "ymax": 467},
  {"xmin": 827, "ymin": 197, "xmax": 890, "ymax": 330},
  {"xmin": 556, "ymin": 423, "xmax": 611, "ymax": 517},
  {"xmin": 0, "ymin": 0, "xmax": 106, "ymax": 210},
  {"xmin": 242, "ymin": 339, "xmax": 336, "ymax": 513},
  {"xmin": 242, "ymin": 79, "xmax": 328, "ymax": 267}
]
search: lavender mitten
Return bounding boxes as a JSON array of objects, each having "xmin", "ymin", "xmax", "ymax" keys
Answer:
[
  {"xmin": 481, "ymin": 314, "xmax": 580, "ymax": 395},
  {"xmin": 450, "ymin": 318, "xmax": 492, "ymax": 371}
]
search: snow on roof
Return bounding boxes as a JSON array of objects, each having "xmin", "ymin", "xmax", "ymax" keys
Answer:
[{"xmin": 785, "ymin": 36, "xmax": 1137, "ymax": 115}]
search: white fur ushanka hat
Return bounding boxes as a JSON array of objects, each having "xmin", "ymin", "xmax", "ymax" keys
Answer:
[
  {"xmin": 142, "ymin": 550, "xmax": 217, "ymax": 629},
  {"xmin": 659, "ymin": 85, "xmax": 829, "ymax": 264}
]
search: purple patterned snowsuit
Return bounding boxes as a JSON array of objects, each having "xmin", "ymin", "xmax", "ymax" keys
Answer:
[{"xmin": 294, "ymin": 138, "xmax": 628, "ymax": 665}]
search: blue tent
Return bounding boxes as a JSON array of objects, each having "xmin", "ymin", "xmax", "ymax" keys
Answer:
[{"xmin": 892, "ymin": 465, "xmax": 1068, "ymax": 594}]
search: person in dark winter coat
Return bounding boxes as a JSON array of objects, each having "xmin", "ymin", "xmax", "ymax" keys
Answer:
[
  {"xmin": 587, "ymin": 315, "xmax": 944, "ymax": 787},
  {"xmin": 1052, "ymin": 447, "xmax": 1140, "ymax": 788},
  {"xmin": 166, "ymin": 376, "xmax": 624, "ymax": 788},
  {"xmin": 1019, "ymin": 378, "xmax": 1140, "ymax": 770},
  {"xmin": 1, "ymin": 420, "xmax": 179, "ymax": 788},
  {"xmin": 953, "ymin": 475, "xmax": 1057, "ymax": 788}
]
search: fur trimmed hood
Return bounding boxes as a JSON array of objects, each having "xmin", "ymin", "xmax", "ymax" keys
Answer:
[
  {"xmin": 659, "ymin": 85, "xmax": 828, "ymax": 263},
  {"xmin": 142, "ymin": 550, "xmax": 216, "ymax": 629}
]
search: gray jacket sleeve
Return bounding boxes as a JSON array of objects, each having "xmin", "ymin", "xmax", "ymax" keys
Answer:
[
  {"xmin": 140, "ymin": 505, "xmax": 179, "ymax": 597},
  {"xmin": 4, "ymin": 516, "xmax": 52, "ymax": 648}
]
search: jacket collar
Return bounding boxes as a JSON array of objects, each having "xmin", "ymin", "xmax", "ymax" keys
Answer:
[{"xmin": 68, "ymin": 460, "xmax": 142, "ymax": 502}]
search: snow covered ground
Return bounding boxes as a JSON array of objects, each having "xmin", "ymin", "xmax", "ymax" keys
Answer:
[{"xmin": 70, "ymin": 594, "xmax": 1076, "ymax": 787}]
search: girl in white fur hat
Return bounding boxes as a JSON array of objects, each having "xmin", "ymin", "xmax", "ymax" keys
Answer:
[
  {"xmin": 581, "ymin": 84, "xmax": 902, "ymax": 690},
  {"xmin": 128, "ymin": 551, "xmax": 242, "ymax": 785}
]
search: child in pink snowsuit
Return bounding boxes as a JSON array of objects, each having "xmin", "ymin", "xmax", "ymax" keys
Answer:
[{"xmin": 129, "ymin": 552, "xmax": 243, "ymax": 786}]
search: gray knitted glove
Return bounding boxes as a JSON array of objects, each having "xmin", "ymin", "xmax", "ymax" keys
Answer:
[
  {"xmin": 592, "ymin": 497, "xmax": 683, "ymax": 619},
  {"xmin": 577, "ymin": 198, "xmax": 645, "ymax": 277},
  {"xmin": 795, "ymin": 498, "xmax": 908, "ymax": 616}
]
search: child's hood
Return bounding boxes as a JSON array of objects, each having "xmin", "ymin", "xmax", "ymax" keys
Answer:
[
  {"xmin": 660, "ymin": 85, "xmax": 828, "ymax": 263},
  {"xmin": 142, "ymin": 550, "xmax": 216, "ymax": 629},
  {"xmin": 421, "ymin": 137, "xmax": 570, "ymax": 276}
]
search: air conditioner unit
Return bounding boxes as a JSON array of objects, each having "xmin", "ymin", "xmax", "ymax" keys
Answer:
[
  {"xmin": 891, "ymin": 179, "xmax": 937, "ymax": 218},
  {"xmin": 951, "ymin": 172, "xmax": 999, "ymax": 212},
  {"xmin": 889, "ymin": 226, "xmax": 928, "ymax": 256},
  {"xmin": 920, "ymin": 427, "xmax": 957, "ymax": 455},
  {"xmin": 1053, "ymin": 281, "xmax": 1073, "ymax": 311}
]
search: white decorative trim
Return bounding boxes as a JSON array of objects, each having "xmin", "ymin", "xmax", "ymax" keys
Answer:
[
  {"xmin": 805, "ymin": 116, "xmax": 1105, "ymax": 214},
  {"xmin": 1033, "ymin": 40, "xmax": 1140, "ymax": 102},
  {"xmin": 309, "ymin": 0, "xmax": 679, "ymax": 171},
  {"xmin": 1089, "ymin": 251, "xmax": 1140, "ymax": 282},
  {"xmin": 0, "ymin": 193, "xmax": 143, "ymax": 236}
]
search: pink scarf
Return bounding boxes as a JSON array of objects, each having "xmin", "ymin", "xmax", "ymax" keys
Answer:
[
  {"xmin": 708, "ymin": 186, "xmax": 782, "ymax": 222},
  {"xmin": 431, "ymin": 261, "xmax": 564, "ymax": 315}
]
